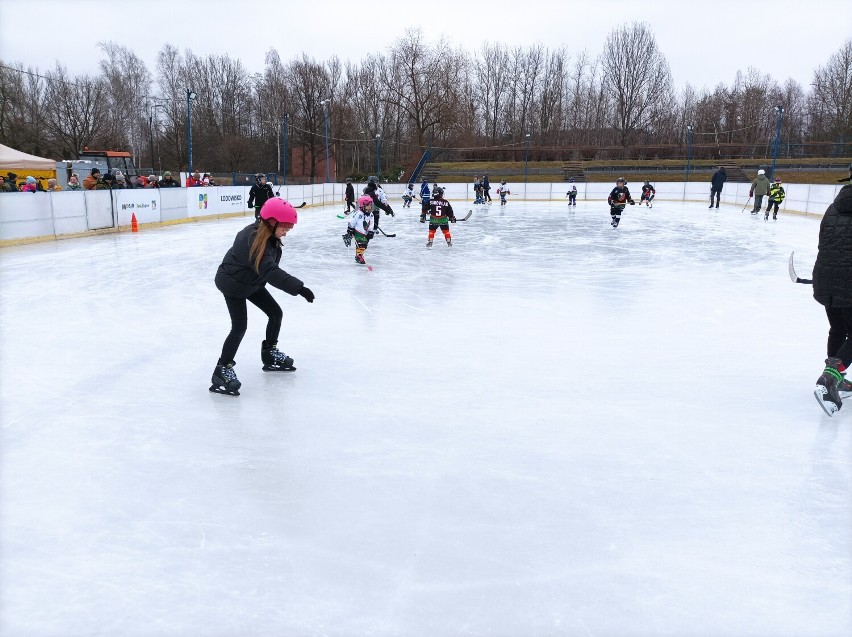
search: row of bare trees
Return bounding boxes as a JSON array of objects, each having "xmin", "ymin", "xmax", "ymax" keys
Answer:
[{"xmin": 1, "ymin": 25, "xmax": 850, "ymax": 182}]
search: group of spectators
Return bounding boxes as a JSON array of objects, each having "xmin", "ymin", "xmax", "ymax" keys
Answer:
[{"xmin": 0, "ymin": 167, "xmax": 219, "ymax": 192}]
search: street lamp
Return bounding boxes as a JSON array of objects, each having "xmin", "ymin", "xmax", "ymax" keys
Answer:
[
  {"xmin": 375, "ymin": 134, "xmax": 382, "ymax": 179},
  {"xmin": 770, "ymin": 105, "xmax": 784, "ymax": 181},
  {"xmin": 685, "ymin": 124, "xmax": 694, "ymax": 183},
  {"xmin": 524, "ymin": 132, "xmax": 531, "ymax": 184},
  {"xmin": 186, "ymin": 89, "xmax": 197, "ymax": 174},
  {"xmin": 282, "ymin": 113, "xmax": 288, "ymax": 185},
  {"xmin": 320, "ymin": 99, "xmax": 331, "ymax": 183}
]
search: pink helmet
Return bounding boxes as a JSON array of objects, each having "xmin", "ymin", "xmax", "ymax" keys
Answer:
[
  {"xmin": 260, "ymin": 198, "xmax": 297, "ymax": 225},
  {"xmin": 358, "ymin": 195, "xmax": 373, "ymax": 211}
]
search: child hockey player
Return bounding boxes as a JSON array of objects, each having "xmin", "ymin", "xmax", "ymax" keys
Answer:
[
  {"xmin": 419, "ymin": 178, "xmax": 431, "ymax": 216},
  {"xmin": 812, "ymin": 165, "xmax": 852, "ymax": 416},
  {"xmin": 420, "ymin": 186, "xmax": 456, "ymax": 248},
  {"xmin": 565, "ymin": 178, "xmax": 577, "ymax": 206},
  {"xmin": 765, "ymin": 177, "xmax": 785, "ymax": 220},
  {"xmin": 210, "ymin": 198, "xmax": 315, "ymax": 396},
  {"xmin": 607, "ymin": 177, "xmax": 635, "ymax": 227},
  {"xmin": 496, "ymin": 180, "xmax": 511, "ymax": 205},
  {"xmin": 640, "ymin": 181, "xmax": 655, "ymax": 208},
  {"xmin": 402, "ymin": 183, "xmax": 416, "ymax": 208},
  {"xmin": 247, "ymin": 173, "xmax": 275, "ymax": 220},
  {"xmin": 344, "ymin": 195, "xmax": 375, "ymax": 265}
]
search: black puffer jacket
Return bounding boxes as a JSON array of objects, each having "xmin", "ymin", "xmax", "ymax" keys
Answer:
[
  {"xmin": 813, "ymin": 184, "xmax": 852, "ymax": 307},
  {"xmin": 215, "ymin": 222, "xmax": 305, "ymax": 298}
]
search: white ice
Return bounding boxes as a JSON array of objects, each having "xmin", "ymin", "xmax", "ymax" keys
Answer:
[{"xmin": 1, "ymin": 199, "xmax": 850, "ymax": 637}]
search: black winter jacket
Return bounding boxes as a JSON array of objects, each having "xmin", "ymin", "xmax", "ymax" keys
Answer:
[
  {"xmin": 711, "ymin": 169, "xmax": 727, "ymax": 190},
  {"xmin": 215, "ymin": 222, "xmax": 305, "ymax": 299},
  {"xmin": 813, "ymin": 185, "xmax": 852, "ymax": 307},
  {"xmin": 248, "ymin": 183, "xmax": 275, "ymax": 209}
]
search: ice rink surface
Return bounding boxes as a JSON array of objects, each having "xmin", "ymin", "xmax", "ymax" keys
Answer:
[{"xmin": 1, "ymin": 198, "xmax": 850, "ymax": 637}]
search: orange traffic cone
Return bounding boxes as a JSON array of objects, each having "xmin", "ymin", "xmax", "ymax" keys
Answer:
[{"xmin": 131, "ymin": 213, "xmax": 138, "ymax": 233}]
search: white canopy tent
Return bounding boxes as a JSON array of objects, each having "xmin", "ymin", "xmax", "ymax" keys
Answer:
[{"xmin": 0, "ymin": 143, "xmax": 56, "ymax": 173}]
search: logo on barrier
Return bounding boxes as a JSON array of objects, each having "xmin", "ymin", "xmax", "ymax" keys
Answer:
[
  {"xmin": 151, "ymin": 199, "xmax": 157, "ymax": 210},
  {"xmin": 221, "ymin": 195, "xmax": 242, "ymax": 202},
  {"xmin": 198, "ymin": 193, "xmax": 208, "ymax": 209}
]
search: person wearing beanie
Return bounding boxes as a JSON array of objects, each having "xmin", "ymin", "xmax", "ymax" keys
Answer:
[
  {"xmin": 20, "ymin": 176, "xmax": 38, "ymax": 193},
  {"xmin": 160, "ymin": 171, "xmax": 180, "ymax": 187},
  {"xmin": 83, "ymin": 167, "xmax": 101, "ymax": 190},
  {"xmin": 749, "ymin": 169, "xmax": 770, "ymax": 213}
]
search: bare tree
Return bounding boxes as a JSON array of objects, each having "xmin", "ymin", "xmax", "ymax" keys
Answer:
[
  {"xmin": 600, "ymin": 22, "xmax": 673, "ymax": 147},
  {"xmin": 809, "ymin": 39, "xmax": 852, "ymax": 140}
]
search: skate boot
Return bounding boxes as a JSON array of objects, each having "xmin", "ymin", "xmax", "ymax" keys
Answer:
[
  {"xmin": 261, "ymin": 340, "xmax": 295, "ymax": 372},
  {"xmin": 355, "ymin": 253, "xmax": 366, "ymax": 265},
  {"xmin": 764, "ymin": 211, "xmax": 769, "ymax": 221},
  {"xmin": 210, "ymin": 361, "xmax": 241, "ymax": 396},
  {"xmin": 840, "ymin": 376, "xmax": 852, "ymax": 398},
  {"xmin": 446, "ymin": 238, "xmax": 452, "ymax": 247},
  {"xmin": 342, "ymin": 233, "xmax": 352, "ymax": 247},
  {"xmin": 426, "ymin": 240, "xmax": 433, "ymax": 248},
  {"xmin": 773, "ymin": 213, "xmax": 777, "ymax": 220},
  {"xmin": 814, "ymin": 357, "xmax": 844, "ymax": 416}
]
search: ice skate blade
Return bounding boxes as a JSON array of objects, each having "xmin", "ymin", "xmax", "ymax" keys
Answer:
[
  {"xmin": 263, "ymin": 365, "xmax": 296, "ymax": 372},
  {"xmin": 814, "ymin": 386, "xmax": 839, "ymax": 416},
  {"xmin": 209, "ymin": 385, "xmax": 240, "ymax": 396}
]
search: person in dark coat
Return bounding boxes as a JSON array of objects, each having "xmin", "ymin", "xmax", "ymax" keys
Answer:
[
  {"xmin": 812, "ymin": 164, "xmax": 852, "ymax": 416},
  {"xmin": 247, "ymin": 173, "xmax": 274, "ymax": 220},
  {"xmin": 709, "ymin": 166, "xmax": 726, "ymax": 208},
  {"xmin": 344, "ymin": 177, "xmax": 355, "ymax": 213},
  {"xmin": 210, "ymin": 198, "xmax": 315, "ymax": 396}
]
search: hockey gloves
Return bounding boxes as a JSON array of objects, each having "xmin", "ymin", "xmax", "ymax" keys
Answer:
[
  {"xmin": 366, "ymin": 231, "xmax": 375, "ymax": 239},
  {"xmin": 450, "ymin": 217, "xmax": 457, "ymax": 223},
  {"xmin": 298, "ymin": 287, "xmax": 315, "ymax": 303}
]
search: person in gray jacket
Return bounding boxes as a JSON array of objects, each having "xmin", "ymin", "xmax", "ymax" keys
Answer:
[
  {"xmin": 709, "ymin": 166, "xmax": 726, "ymax": 208},
  {"xmin": 749, "ymin": 169, "xmax": 770, "ymax": 213}
]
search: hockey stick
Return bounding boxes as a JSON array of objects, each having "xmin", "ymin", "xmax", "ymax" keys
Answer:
[
  {"xmin": 455, "ymin": 210, "xmax": 473, "ymax": 222},
  {"xmin": 377, "ymin": 226, "xmax": 396, "ymax": 238},
  {"xmin": 788, "ymin": 251, "xmax": 813, "ymax": 284},
  {"xmin": 741, "ymin": 196, "xmax": 752, "ymax": 213}
]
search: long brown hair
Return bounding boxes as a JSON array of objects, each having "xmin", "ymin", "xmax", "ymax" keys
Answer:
[{"xmin": 249, "ymin": 220, "xmax": 279, "ymax": 273}]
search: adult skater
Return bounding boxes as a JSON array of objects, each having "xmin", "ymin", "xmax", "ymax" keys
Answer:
[
  {"xmin": 812, "ymin": 164, "xmax": 852, "ymax": 416},
  {"xmin": 765, "ymin": 177, "xmax": 785, "ymax": 220},
  {"xmin": 483, "ymin": 174, "xmax": 492, "ymax": 203},
  {"xmin": 496, "ymin": 180, "xmax": 511, "ymax": 205},
  {"xmin": 749, "ymin": 169, "xmax": 770, "ymax": 214},
  {"xmin": 640, "ymin": 181, "xmax": 655, "ymax": 208},
  {"xmin": 420, "ymin": 186, "xmax": 456, "ymax": 248},
  {"xmin": 607, "ymin": 177, "xmax": 635, "ymax": 227},
  {"xmin": 402, "ymin": 183, "xmax": 416, "ymax": 208},
  {"xmin": 344, "ymin": 195, "xmax": 375, "ymax": 265},
  {"xmin": 210, "ymin": 198, "xmax": 315, "ymax": 396},
  {"xmin": 344, "ymin": 178, "xmax": 356, "ymax": 214},
  {"xmin": 247, "ymin": 173, "xmax": 275, "ymax": 220},
  {"xmin": 566, "ymin": 178, "xmax": 577, "ymax": 206},
  {"xmin": 710, "ymin": 166, "xmax": 726, "ymax": 208}
]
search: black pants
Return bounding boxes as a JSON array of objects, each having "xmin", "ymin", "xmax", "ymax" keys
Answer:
[
  {"xmin": 219, "ymin": 287, "xmax": 282, "ymax": 364},
  {"xmin": 825, "ymin": 306, "xmax": 852, "ymax": 367},
  {"xmin": 710, "ymin": 188, "xmax": 721, "ymax": 207},
  {"xmin": 765, "ymin": 200, "xmax": 780, "ymax": 214},
  {"xmin": 345, "ymin": 198, "xmax": 355, "ymax": 212},
  {"xmin": 484, "ymin": 188, "xmax": 491, "ymax": 202}
]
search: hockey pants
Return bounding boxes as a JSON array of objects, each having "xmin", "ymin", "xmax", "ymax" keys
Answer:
[{"xmin": 428, "ymin": 222, "xmax": 451, "ymax": 242}]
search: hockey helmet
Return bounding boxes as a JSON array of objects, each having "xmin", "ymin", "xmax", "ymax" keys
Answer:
[
  {"xmin": 357, "ymin": 195, "xmax": 374, "ymax": 211},
  {"xmin": 569, "ymin": 177, "xmax": 575, "ymax": 182},
  {"xmin": 408, "ymin": 183, "xmax": 413, "ymax": 189},
  {"xmin": 433, "ymin": 186, "xmax": 444, "ymax": 198},
  {"xmin": 255, "ymin": 172, "xmax": 265, "ymax": 183},
  {"xmin": 775, "ymin": 176, "xmax": 781, "ymax": 182},
  {"xmin": 616, "ymin": 177, "xmax": 626, "ymax": 184},
  {"xmin": 260, "ymin": 198, "xmax": 297, "ymax": 225}
]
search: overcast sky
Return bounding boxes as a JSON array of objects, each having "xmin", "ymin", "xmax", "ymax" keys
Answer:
[{"xmin": 1, "ymin": 0, "xmax": 849, "ymax": 93}]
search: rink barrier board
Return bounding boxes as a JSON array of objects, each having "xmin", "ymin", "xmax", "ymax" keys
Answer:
[{"xmin": 0, "ymin": 182, "xmax": 843, "ymax": 247}]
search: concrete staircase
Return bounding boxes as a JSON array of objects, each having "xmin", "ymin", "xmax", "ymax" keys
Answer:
[
  {"xmin": 561, "ymin": 162, "xmax": 586, "ymax": 182},
  {"xmin": 718, "ymin": 164, "xmax": 750, "ymax": 183}
]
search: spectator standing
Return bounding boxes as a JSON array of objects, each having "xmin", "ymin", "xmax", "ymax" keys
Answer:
[
  {"xmin": 160, "ymin": 171, "xmax": 180, "ymax": 188},
  {"xmin": 83, "ymin": 168, "xmax": 100, "ymax": 190},
  {"xmin": 66, "ymin": 174, "xmax": 83, "ymax": 191},
  {"xmin": 749, "ymin": 169, "xmax": 770, "ymax": 213},
  {"xmin": 0, "ymin": 175, "xmax": 10, "ymax": 192},
  {"xmin": 6, "ymin": 172, "xmax": 20, "ymax": 191},
  {"xmin": 114, "ymin": 171, "xmax": 128, "ymax": 189},
  {"xmin": 146, "ymin": 174, "xmax": 159, "ymax": 188},
  {"xmin": 20, "ymin": 176, "xmax": 38, "ymax": 192},
  {"xmin": 710, "ymin": 166, "xmax": 727, "ymax": 208},
  {"xmin": 46, "ymin": 178, "xmax": 61, "ymax": 191}
]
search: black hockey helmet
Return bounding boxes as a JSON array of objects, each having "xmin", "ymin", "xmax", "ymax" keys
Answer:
[
  {"xmin": 407, "ymin": 183, "xmax": 413, "ymax": 189},
  {"xmin": 255, "ymin": 172, "xmax": 265, "ymax": 183},
  {"xmin": 433, "ymin": 186, "xmax": 444, "ymax": 198}
]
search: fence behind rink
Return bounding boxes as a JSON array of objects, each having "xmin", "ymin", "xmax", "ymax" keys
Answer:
[{"xmin": 0, "ymin": 181, "xmax": 846, "ymax": 245}]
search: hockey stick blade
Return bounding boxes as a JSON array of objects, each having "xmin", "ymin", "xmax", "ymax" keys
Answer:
[
  {"xmin": 296, "ymin": 201, "xmax": 307, "ymax": 208},
  {"xmin": 789, "ymin": 251, "xmax": 813, "ymax": 284},
  {"xmin": 456, "ymin": 210, "xmax": 473, "ymax": 221},
  {"xmin": 377, "ymin": 227, "xmax": 396, "ymax": 238}
]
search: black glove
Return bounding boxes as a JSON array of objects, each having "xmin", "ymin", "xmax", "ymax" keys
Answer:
[
  {"xmin": 366, "ymin": 230, "xmax": 374, "ymax": 239},
  {"xmin": 386, "ymin": 207, "xmax": 395, "ymax": 217},
  {"xmin": 450, "ymin": 217, "xmax": 456, "ymax": 223},
  {"xmin": 419, "ymin": 215, "xmax": 426, "ymax": 223},
  {"xmin": 629, "ymin": 200, "xmax": 635, "ymax": 205},
  {"xmin": 298, "ymin": 287, "xmax": 315, "ymax": 303}
]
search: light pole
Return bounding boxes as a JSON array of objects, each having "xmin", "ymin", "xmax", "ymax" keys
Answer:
[
  {"xmin": 320, "ymin": 99, "xmax": 331, "ymax": 183},
  {"xmin": 770, "ymin": 105, "xmax": 784, "ymax": 181},
  {"xmin": 524, "ymin": 132, "xmax": 531, "ymax": 184},
  {"xmin": 685, "ymin": 124, "xmax": 694, "ymax": 183},
  {"xmin": 375, "ymin": 134, "xmax": 381, "ymax": 179},
  {"xmin": 186, "ymin": 89, "xmax": 197, "ymax": 174},
  {"xmin": 282, "ymin": 113, "xmax": 288, "ymax": 185}
]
